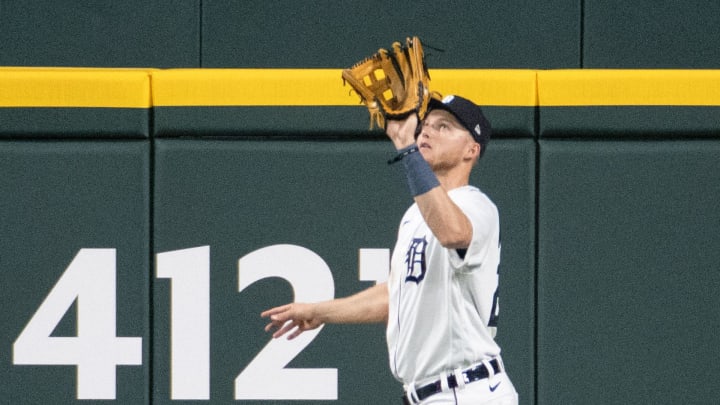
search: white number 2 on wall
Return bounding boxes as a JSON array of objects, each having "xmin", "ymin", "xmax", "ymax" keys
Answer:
[{"xmin": 235, "ymin": 244, "xmax": 337, "ymax": 400}]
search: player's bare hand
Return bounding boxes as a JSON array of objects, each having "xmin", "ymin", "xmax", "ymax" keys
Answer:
[
  {"xmin": 386, "ymin": 114, "xmax": 419, "ymax": 150},
  {"xmin": 261, "ymin": 303, "xmax": 323, "ymax": 340}
]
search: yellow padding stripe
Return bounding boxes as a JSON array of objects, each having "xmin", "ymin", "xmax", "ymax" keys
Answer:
[
  {"xmin": 151, "ymin": 69, "xmax": 538, "ymax": 107},
  {"xmin": 152, "ymin": 69, "xmax": 349, "ymax": 106},
  {"xmin": 538, "ymin": 69, "xmax": 720, "ymax": 106},
  {"xmin": 2, "ymin": 68, "xmax": 720, "ymax": 108},
  {"xmin": 0, "ymin": 68, "xmax": 152, "ymax": 108},
  {"xmin": 431, "ymin": 69, "xmax": 537, "ymax": 107}
]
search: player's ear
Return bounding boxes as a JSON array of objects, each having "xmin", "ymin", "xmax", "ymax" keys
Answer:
[{"xmin": 465, "ymin": 141, "xmax": 481, "ymax": 161}]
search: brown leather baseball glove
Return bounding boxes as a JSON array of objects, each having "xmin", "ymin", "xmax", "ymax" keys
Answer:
[{"xmin": 342, "ymin": 36, "xmax": 431, "ymax": 129}]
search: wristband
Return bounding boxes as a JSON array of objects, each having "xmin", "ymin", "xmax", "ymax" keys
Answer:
[
  {"xmin": 387, "ymin": 145, "xmax": 419, "ymax": 165},
  {"xmin": 400, "ymin": 148, "xmax": 440, "ymax": 196}
]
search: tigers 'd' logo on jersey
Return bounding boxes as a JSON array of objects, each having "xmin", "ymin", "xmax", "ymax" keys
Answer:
[{"xmin": 404, "ymin": 237, "xmax": 428, "ymax": 283}]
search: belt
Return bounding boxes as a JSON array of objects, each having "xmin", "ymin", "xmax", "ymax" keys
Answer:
[{"xmin": 402, "ymin": 359, "xmax": 502, "ymax": 405}]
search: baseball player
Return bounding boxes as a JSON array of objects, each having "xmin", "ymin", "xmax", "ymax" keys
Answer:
[{"xmin": 262, "ymin": 95, "xmax": 518, "ymax": 405}]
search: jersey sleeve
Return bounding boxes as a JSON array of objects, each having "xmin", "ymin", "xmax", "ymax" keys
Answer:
[{"xmin": 447, "ymin": 188, "xmax": 500, "ymax": 271}]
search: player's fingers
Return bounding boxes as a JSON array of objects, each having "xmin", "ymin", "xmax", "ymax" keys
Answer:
[
  {"xmin": 264, "ymin": 321, "xmax": 281, "ymax": 333},
  {"xmin": 287, "ymin": 328, "xmax": 304, "ymax": 340},
  {"xmin": 260, "ymin": 304, "xmax": 291, "ymax": 318},
  {"xmin": 265, "ymin": 315, "xmax": 292, "ymax": 333},
  {"xmin": 273, "ymin": 321, "xmax": 298, "ymax": 339}
]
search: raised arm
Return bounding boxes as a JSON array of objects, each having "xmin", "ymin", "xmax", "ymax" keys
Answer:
[
  {"xmin": 386, "ymin": 115, "xmax": 474, "ymax": 249},
  {"xmin": 262, "ymin": 282, "xmax": 388, "ymax": 340}
]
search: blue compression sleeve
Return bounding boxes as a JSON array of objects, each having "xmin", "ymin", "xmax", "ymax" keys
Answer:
[{"xmin": 399, "ymin": 146, "xmax": 440, "ymax": 196}]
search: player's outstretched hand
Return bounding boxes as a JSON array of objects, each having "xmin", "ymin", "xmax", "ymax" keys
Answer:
[{"xmin": 261, "ymin": 303, "xmax": 323, "ymax": 340}]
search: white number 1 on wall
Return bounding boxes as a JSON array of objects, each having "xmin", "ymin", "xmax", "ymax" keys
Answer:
[{"xmin": 156, "ymin": 246, "xmax": 211, "ymax": 400}]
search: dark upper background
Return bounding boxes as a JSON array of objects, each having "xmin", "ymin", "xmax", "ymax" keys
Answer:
[{"xmin": 1, "ymin": 0, "xmax": 719, "ymax": 69}]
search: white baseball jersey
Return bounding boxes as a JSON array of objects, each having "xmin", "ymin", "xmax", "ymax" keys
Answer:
[{"xmin": 386, "ymin": 185, "xmax": 502, "ymax": 385}]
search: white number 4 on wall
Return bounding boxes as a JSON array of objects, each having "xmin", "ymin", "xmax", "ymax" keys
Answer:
[{"xmin": 12, "ymin": 249, "xmax": 142, "ymax": 400}]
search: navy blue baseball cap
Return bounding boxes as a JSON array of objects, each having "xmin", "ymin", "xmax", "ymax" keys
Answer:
[{"xmin": 428, "ymin": 95, "xmax": 492, "ymax": 157}]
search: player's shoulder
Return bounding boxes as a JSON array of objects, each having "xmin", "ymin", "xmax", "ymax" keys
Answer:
[
  {"xmin": 450, "ymin": 186, "xmax": 499, "ymax": 225},
  {"xmin": 449, "ymin": 185, "xmax": 496, "ymax": 208}
]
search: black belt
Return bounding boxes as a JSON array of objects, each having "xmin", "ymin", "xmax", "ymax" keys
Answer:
[{"xmin": 402, "ymin": 359, "xmax": 502, "ymax": 405}]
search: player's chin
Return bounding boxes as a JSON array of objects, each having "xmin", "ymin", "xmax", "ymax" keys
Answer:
[
  {"xmin": 422, "ymin": 151, "xmax": 440, "ymax": 168},
  {"xmin": 418, "ymin": 146, "xmax": 432, "ymax": 160}
]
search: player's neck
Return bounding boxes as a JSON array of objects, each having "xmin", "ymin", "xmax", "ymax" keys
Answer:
[{"xmin": 434, "ymin": 170, "xmax": 470, "ymax": 191}]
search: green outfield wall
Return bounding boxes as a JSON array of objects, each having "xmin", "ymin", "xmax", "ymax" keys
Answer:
[
  {"xmin": 2, "ymin": 67, "xmax": 719, "ymax": 405},
  {"xmin": 1, "ymin": 2, "xmax": 720, "ymax": 404}
]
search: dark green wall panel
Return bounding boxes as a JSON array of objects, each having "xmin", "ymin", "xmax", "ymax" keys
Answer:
[
  {"xmin": 0, "ymin": 0, "xmax": 200, "ymax": 67},
  {"xmin": 153, "ymin": 138, "xmax": 535, "ymax": 403},
  {"xmin": 201, "ymin": 0, "xmax": 580, "ymax": 68},
  {"xmin": 153, "ymin": 106, "xmax": 535, "ymax": 138},
  {"xmin": 0, "ymin": 108, "xmax": 150, "ymax": 138},
  {"xmin": 584, "ymin": 0, "xmax": 720, "ymax": 68},
  {"xmin": 3, "ymin": 1, "xmax": 720, "ymax": 69},
  {"xmin": 153, "ymin": 139, "xmax": 406, "ymax": 404},
  {"xmin": 0, "ymin": 141, "xmax": 150, "ymax": 404},
  {"xmin": 539, "ymin": 106, "xmax": 720, "ymax": 138},
  {"xmin": 537, "ymin": 140, "xmax": 720, "ymax": 405},
  {"xmin": 153, "ymin": 106, "xmax": 372, "ymax": 137}
]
